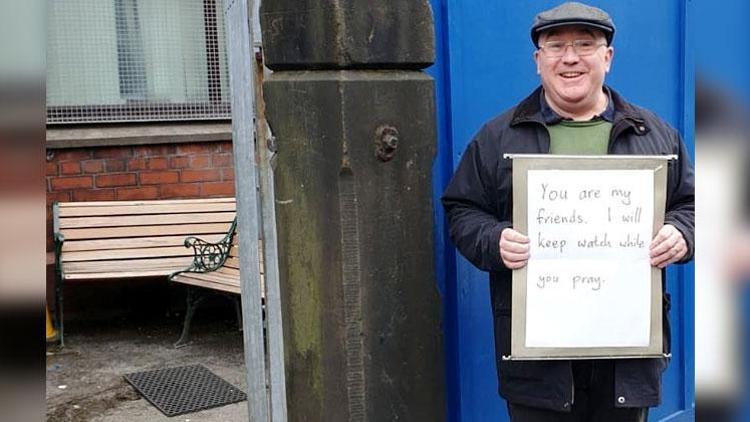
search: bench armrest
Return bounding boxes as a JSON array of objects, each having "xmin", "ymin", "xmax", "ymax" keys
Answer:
[
  {"xmin": 181, "ymin": 236, "xmax": 232, "ymax": 273},
  {"xmin": 169, "ymin": 218, "xmax": 237, "ymax": 280}
]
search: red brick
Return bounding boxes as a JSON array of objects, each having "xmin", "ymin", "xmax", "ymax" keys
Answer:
[
  {"xmin": 95, "ymin": 173, "xmax": 137, "ymax": 188},
  {"xmin": 134, "ymin": 145, "xmax": 176, "ymax": 157},
  {"xmin": 73, "ymin": 189, "xmax": 116, "ymax": 201},
  {"xmin": 93, "ymin": 146, "xmax": 132, "ymax": 159},
  {"xmin": 105, "ymin": 159, "xmax": 126, "ymax": 172},
  {"xmin": 176, "ymin": 143, "xmax": 216, "ymax": 155},
  {"xmin": 147, "ymin": 157, "xmax": 169, "ymax": 170},
  {"xmin": 132, "ymin": 145, "xmax": 151, "ymax": 158},
  {"xmin": 117, "ymin": 186, "xmax": 159, "ymax": 200},
  {"xmin": 169, "ymin": 156, "xmax": 190, "ymax": 169},
  {"xmin": 46, "ymin": 162, "xmax": 58, "ymax": 177},
  {"xmin": 127, "ymin": 158, "xmax": 146, "ymax": 171},
  {"xmin": 140, "ymin": 171, "xmax": 179, "ymax": 185},
  {"xmin": 53, "ymin": 149, "xmax": 92, "ymax": 162},
  {"xmin": 60, "ymin": 162, "xmax": 81, "ymax": 175},
  {"xmin": 212, "ymin": 153, "xmax": 233, "ymax": 167},
  {"xmin": 82, "ymin": 160, "xmax": 105, "ymax": 174},
  {"xmin": 50, "ymin": 176, "xmax": 93, "ymax": 190},
  {"xmin": 161, "ymin": 183, "xmax": 200, "ymax": 198},
  {"xmin": 202, "ymin": 181, "xmax": 235, "ymax": 197},
  {"xmin": 47, "ymin": 191, "xmax": 71, "ymax": 205},
  {"xmin": 47, "ymin": 222, "xmax": 54, "ymax": 251},
  {"xmin": 181, "ymin": 169, "xmax": 221, "ymax": 183},
  {"xmin": 190, "ymin": 155, "xmax": 211, "ymax": 168},
  {"xmin": 218, "ymin": 142, "xmax": 234, "ymax": 153},
  {"xmin": 221, "ymin": 168, "xmax": 235, "ymax": 181}
]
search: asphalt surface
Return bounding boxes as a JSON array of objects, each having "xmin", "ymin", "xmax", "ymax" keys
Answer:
[{"xmin": 46, "ymin": 312, "xmax": 249, "ymax": 422}]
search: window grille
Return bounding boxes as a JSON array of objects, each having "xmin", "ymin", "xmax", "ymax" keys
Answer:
[{"xmin": 47, "ymin": 0, "xmax": 230, "ymax": 124}]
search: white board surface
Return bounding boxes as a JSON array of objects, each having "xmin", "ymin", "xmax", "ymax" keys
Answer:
[{"xmin": 525, "ymin": 170, "xmax": 653, "ymax": 348}]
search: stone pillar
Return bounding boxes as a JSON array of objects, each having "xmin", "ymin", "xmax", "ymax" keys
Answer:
[{"xmin": 261, "ymin": 2, "xmax": 444, "ymax": 421}]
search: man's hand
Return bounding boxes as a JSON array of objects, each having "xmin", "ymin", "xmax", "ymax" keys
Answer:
[
  {"xmin": 499, "ymin": 228, "xmax": 530, "ymax": 269},
  {"xmin": 650, "ymin": 224, "xmax": 687, "ymax": 268}
]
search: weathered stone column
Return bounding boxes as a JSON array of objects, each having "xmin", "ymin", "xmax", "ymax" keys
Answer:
[{"xmin": 261, "ymin": 2, "xmax": 444, "ymax": 421}]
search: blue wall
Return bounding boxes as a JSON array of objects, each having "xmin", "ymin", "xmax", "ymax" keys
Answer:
[{"xmin": 427, "ymin": 1, "xmax": 695, "ymax": 420}]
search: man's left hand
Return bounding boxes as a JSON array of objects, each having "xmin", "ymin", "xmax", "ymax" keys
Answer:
[{"xmin": 650, "ymin": 224, "xmax": 687, "ymax": 268}]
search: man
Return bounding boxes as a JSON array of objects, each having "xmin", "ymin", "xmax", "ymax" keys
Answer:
[{"xmin": 441, "ymin": 2, "xmax": 695, "ymax": 421}]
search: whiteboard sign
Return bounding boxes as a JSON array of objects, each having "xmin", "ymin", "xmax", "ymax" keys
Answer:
[{"xmin": 508, "ymin": 155, "xmax": 671, "ymax": 360}]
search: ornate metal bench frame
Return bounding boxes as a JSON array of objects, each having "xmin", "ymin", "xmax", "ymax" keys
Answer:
[{"xmin": 169, "ymin": 218, "xmax": 241, "ymax": 348}]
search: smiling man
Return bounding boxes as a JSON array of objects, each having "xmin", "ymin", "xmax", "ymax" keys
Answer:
[{"xmin": 441, "ymin": 2, "xmax": 695, "ymax": 421}]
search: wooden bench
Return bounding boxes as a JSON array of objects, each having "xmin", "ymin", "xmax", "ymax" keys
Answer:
[{"xmin": 53, "ymin": 198, "xmax": 236, "ymax": 346}]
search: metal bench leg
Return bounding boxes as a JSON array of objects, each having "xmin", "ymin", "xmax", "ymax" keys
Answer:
[
  {"xmin": 232, "ymin": 296, "xmax": 242, "ymax": 331},
  {"xmin": 55, "ymin": 273, "xmax": 64, "ymax": 348},
  {"xmin": 174, "ymin": 287, "xmax": 206, "ymax": 348}
]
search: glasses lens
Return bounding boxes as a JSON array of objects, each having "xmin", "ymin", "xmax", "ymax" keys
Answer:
[
  {"xmin": 541, "ymin": 40, "xmax": 602, "ymax": 57},
  {"xmin": 544, "ymin": 41, "xmax": 565, "ymax": 56},
  {"xmin": 574, "ymin": 40, "xmax": 597, "ymax": 55}
]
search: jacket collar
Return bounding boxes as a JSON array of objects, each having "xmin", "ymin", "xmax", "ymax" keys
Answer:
[{"xmin": 510, "ymin": 85, "xmax": 646, "ymax": 130}]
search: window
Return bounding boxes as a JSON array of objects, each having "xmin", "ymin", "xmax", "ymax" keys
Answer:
[{"xmin": 47, "ymin": 0, "xmax": 230, "ymax": 124}]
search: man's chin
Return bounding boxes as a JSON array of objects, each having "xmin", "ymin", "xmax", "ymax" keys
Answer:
[{"xmin": 556, "ymin": 94, "xmax": 589, "ymax": 107}]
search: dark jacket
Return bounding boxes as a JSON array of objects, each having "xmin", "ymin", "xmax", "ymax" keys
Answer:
[{"xmin": 441, "ymin": 86, "xmax": 695, "ymax": 411}]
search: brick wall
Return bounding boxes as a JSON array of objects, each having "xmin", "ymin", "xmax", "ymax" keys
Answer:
[
  {"xmin": 45, "ymin": 141, "xmax": 235, "ymax": 250},
  {"xmin": 45, "ymin": 140, "xmax": 236, "ymax": 321}
]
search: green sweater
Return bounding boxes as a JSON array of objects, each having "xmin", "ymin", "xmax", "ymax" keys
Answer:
[{"xmin": 546, "ymin": 119, "xmax": 612, "ymax": 155}]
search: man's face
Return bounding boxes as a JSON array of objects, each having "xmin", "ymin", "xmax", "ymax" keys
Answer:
[{"xmin": 534, "ymin": 26, "xmax": 613, "ymax": 112}]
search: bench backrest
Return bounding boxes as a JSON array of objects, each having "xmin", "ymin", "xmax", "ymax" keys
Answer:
[{"xmin": 54, "ymin": 198, "xmax": 236, "ymax": 280}]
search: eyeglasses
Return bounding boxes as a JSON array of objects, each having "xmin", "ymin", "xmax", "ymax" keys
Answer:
[{"xmin": 538, "ymin": 40, "xmax": 607, "ymax": 58}]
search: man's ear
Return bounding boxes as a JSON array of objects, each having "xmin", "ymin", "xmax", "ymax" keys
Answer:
[
  {"xmin": 604, "ymin": 46, "xmax": 614, "ymax": 73},
  {"xmin": 534, "ymin": 50, "xmax": 541, "ymax": 75}
]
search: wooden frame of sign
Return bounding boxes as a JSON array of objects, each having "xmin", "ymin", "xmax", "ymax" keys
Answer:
[{"xmin": 504, "ymin": 154, "xmax": 676, "ymax": 360}]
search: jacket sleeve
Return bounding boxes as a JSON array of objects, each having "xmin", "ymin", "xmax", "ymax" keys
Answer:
[
  {"xmin": 441, "ymin": 126, "xmax": 512, "ymax": 272},
  {"xmin": 664, "ymin": 130, "xmax": 695, "ymax": 263}
]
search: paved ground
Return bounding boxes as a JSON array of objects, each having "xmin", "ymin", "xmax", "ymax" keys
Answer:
[{"xmin": 46, "ymin": 313, "xmax": 249, "ymax": 422}]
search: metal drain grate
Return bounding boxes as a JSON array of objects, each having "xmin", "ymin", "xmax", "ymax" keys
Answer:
[{"xmin": 124, "ymin": 364, "xmax": 246, "ymax": 417}]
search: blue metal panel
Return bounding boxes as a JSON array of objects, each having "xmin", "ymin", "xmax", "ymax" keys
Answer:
[
  {"xmin": 428, "ymin": 1, "xmax": 694, "ymax": 420},
  {"xmin": 426, "ymin": 0, "xmax": 459, "ymax": 419}
]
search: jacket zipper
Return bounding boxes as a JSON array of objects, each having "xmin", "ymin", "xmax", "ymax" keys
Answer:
[{"xmin": 570, "ymin": 366, "xmax": 575, "ymax": 406}]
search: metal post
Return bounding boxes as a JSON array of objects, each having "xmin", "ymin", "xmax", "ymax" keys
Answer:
[
  {"xmin": 255, "ymin": 89, "xmax": 288, "ymax": 419},
  {"xmin": 224, "ymin": 0, "xmax": 269, "ymax": 420}
]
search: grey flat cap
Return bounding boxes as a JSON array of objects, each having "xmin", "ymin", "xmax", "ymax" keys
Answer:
[{"xmin": 531, "ymin": 2, "xmax": 615, "ymax": 46}]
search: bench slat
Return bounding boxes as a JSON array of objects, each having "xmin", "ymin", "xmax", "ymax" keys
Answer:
[
  {"xmin": 171, "ymin": 274, "xmax": 242, "ymax": 294},
  {"xmin": 214, "ymin": 266, "xmax": 240, "ymax": 276},
  {"xmin": 224, "ymin": 257, "xmax": 239, "ymax": 269},
  {"xmin": 215, "ymin": 266, "xmax": 265, "ymax": 290},
  {"xmin": 57, "ymin": 198, "xmax": 235, "ymax": 207},
  {"xmin": 63, "ymin": 257, "xmax": 192, "ymax": 277},
  {"xmin": 66, "ymin": 270, "xmax": 182, "ymax": 280},
  {"xmin": 174, "ymin": 271, "xmax": 241, "ymax": 288},
  {"xmin": 62, "ymin": 234, "xmax": 226, "ymax": 252},
  {"xmin": 59, "ymin": 212, "xmax": 236, "ymax": 229},
  {"xmin": 60, "ymin": 223, "xmax": 234, "ymax": 241},
  {"xmin": 61, "ymin": 246, "xmax": 197, "ymax": 262},
  {"xmin": 58, "ymin": 202, "xmax": 236, "ymax": 217}
]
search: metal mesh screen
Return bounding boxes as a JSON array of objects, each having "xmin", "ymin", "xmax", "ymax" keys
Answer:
[{"xmin": 47, "ymin": 0, "xmax": 230, "ymax": 124}]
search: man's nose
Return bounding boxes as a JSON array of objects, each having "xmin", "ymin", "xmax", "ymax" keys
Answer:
[{"xmin": 561, "ymin": 45, "xmax": 580, "ymax": 63}]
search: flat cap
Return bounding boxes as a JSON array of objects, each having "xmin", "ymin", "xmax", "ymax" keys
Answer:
[{"xmin": 531, "ymin": 2, "xmax": 615, "ymax": 46}]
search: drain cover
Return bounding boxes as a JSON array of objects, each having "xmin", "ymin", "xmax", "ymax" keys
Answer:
[{"xmin": 124, "ymin": 364, "xmax": 246, "ymax": 416}]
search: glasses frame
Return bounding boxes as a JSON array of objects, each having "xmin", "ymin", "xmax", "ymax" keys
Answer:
[{"xmin": 537, "ymin": 40, "xmax": 608, "ymax": 58}]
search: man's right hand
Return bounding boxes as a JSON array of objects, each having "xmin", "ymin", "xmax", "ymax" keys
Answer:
[{"xmin": 499, "ymin": 228, "xmax": 530, "ymax": 269}]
